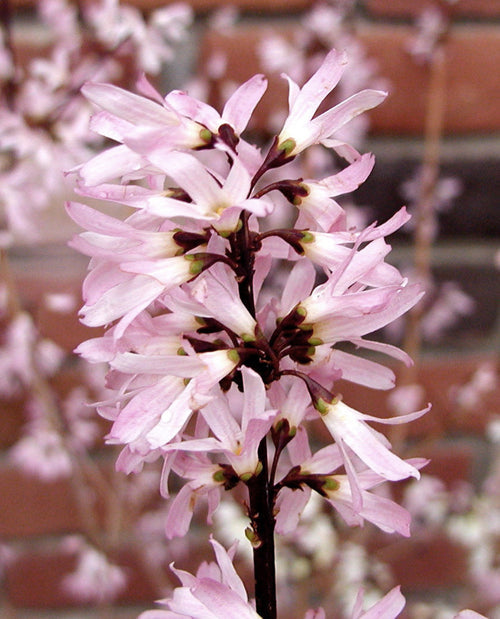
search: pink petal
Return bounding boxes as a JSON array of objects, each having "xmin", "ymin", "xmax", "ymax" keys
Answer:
[
  {"xmin": 222, "ymin": 74, "xmax": 268, "ymax": 134},
  {"xmin": 315, "ymin": 89, "xmax": 388, "ymax": 141},
  {"xmin": 209, "ymin": 538, "xmax": 249, "ymax": 602},
  {"xmin": 78, "ymin": 144, "xmax": 147, "ymax": 186},
  {"xmin": 82, "ymin": 82, "xmax": 177, "ymax": 127},
  {"xmin": 358, "ymin": 586, "xmax": 405, "ymax": 619},
  {"xmin": 322, "ymin": 400, "xmax": 420, "ymax": 481},
  {"xmin": 283, "ymin": 48, "xmax": 347, "ymax": 126},
  {"xmin": 318, "ymin": 153, "xmax": 375, "ymax": 196}
]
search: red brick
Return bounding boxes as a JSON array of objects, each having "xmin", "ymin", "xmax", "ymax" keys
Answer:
[
  {"xmin": 5, "ymin": 547, "xmax": 158, "ymax": 608},
  {"xmin": 8, "ymin": 245, "xmax": 98, "ymax": 352},
  {"xmin": 412, "ymin": 442, "xmax": 476, "ymax": 486},
  {"xmin": 326, "ymin": 354, "xmax": 499, "ymax": 437},
  {"xmin": 409, "ymin": 354, "xmax": 499, "ymax": 435},
  {"xmin": 141, "ymin": 0, "xmax": 310, "ymax": 10},
  {"xmin": 365, "ymin": 0, "xmax": 500, "ymax": 19},
  {"xmin": 375, "ymin": 533, "xmax": 468, "ymax": 590},
  {"xmin": 0, "ymin": 364, "xmax": 109, "ymax": 449},
  {"xmin": 199, "ymin": 23, "xmax": 500, "ymax": 135},
  {"xmin": 0, "ymin": 399, "xmax": 25, "ymax": 449},
  {"xmin": 0, "ymin": 467, "xmax": 83, "ymax": 537},
  {"xmin": 10, "ymin": 0, "xmax": 311, "ymax": 11},
  {"xmin": 9, "ymin": 9, "xmax": 500, "ymax": 135},
  {"xmin": 359, "ymin": 24, "xmax": 500, "ymax": 135}
]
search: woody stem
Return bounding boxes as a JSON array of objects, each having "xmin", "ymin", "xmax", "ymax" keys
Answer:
[{"xmin": 247, "ymin": 439, "xmax": 277, "ymax": 619}]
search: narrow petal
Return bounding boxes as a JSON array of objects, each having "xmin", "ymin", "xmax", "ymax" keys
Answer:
[
  {"xmin": 282, "ymin": 49, "xmax": 347, "ymax": 129},
  {"xmin": 241, "ymin": 366, "xmax": 267, "ymax": 428},
  {"xmin": 315, "ymin": 89, "xmax": 388, "ymax": 141},
  {"xmin": 110, "ymin": 352, "xmax": 204, "ymax": 377},
  {"xmin": 322, "ymin": 400, "xmax": 421, "ymax": 481},
  {"xmin": 148, "ymin": 150, "xmax": 222, "ymax": 209},
  {"xmin": 78, "ymin": 144, "xmax": 147, "ymax": 186},
  {"xmin": 358, "ymin": 586, "xmax": 405, "ymax": 619},
  {"xmin": 209, "ymin": 538, "xmax": 249, "ymax": 602},
  {"xmin": 121, "ymin": 255, "xmax": 193, "ymax": 286},
  {"xmin": 81, "ymin": 274, "xmax": 165, "ymax": 328},
  {"xmin": 312, "ymin": 348, "xmax": 396, "ymax": 390},
  {"xmin": 82, "ymin": 82, "xmax": 178, "ymax": 127},
  {"xmin": 317, "ymin": 153, "xmax": 375, "ymax": 196},
  {"xmin": 222, "ymin": 74, "xmax": 268, "ymax": 134}
]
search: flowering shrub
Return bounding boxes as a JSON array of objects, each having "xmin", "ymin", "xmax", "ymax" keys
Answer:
[
  {"xmin": 68, "ymin": 47, "xmax": 433, "ymax": 618},
  {"xmin": 1, "ymin": 1, "xmax": 496, "ymax": 618},
  {"xmin": 0, "ymin": 0, "xmax": 192, "ymax": 243}
]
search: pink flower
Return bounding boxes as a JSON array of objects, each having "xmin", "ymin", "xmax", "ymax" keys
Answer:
[
  {"xmin": 293, "ymin": 153, "xmax": 375, "ymax": 230},
  {"xmin": 139, "ymin": 538, "xmax": 261, "ymax": 618},
  {"xmin": 350, "ymin": 586, "xmax": 405, "ymax": 618},
  {"xmin": 161, "ymin": 367, "xmax": 276, "ymax": 478},
  {"xmin": 275, "ymin": 428, "xmax": 427, "ymax": 537},
  {"xmin": 68, "ymin": 46, "xmax": 430, "ymax": 616},
  {"xmin": 315, "ymin": 398, "xmax": 427, "ymax": 486},
  {"xmin": 162, "ymin": 453, "xmax": 226, "ymax": 539},
  {"xmin": 276, "ymin": 48, "xmax": 387, "ymax": 159},
  {"xmin": 9, "ymin": 425, "xmax": 73, "ymax": 482},
  {"xmin": 62, "ymin": 537, "xmax": 127, "ymax": 604},
  {"xmin": 77, "ymin": 71, "xmax": 268, "ymax": 187},
  {"xmin": 86, "ymin": 1, "xmax": 193, "ymax": 74}
]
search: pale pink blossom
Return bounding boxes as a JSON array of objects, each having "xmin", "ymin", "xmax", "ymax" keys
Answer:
[
  {"xmin": 276, "ymin": 428, "xmax": 425, "ymax": 537},
  {"xmin": 67, "ymin": 43, "xmax": 430, "ymax": 616},
  {"xmin": 9, "ymin": 425, "xmax": 73, "ymax": 481},
  {"xmin": 163, "ymin": 454, "xmax": 226, "ymax": 538},
  {"xmin": 162, "ymin": 367, "xmax": 276, "ymax": 478},
  {"xmin": 420, "ymin": 281, "xmax": 475, "ymax": 342},
  {"xmin": 276, "ymin": 48, "xmax": 387, "ymax": 159},
  {"xmin": 293, "ymin": 153, "xmax": 375, "ymax": 230},
  {"xmin": 314, "ymin": 398, "xmax": 428, "ymax": 503},
  {"xmin": 86, "ymin": 0, "xmax": 193, "ymax": 74},
  {"xmin": 407, "ymin": 6, "xmax": 448, "ymax": 63},
  {"xmin": 139, "ymin": 538, "xmax": 260, "ymax": 618},
  {"xmin": 387, "ymin": 383, "xmax": 426, "ymax": 416},
  {"xmin": 0, "ymin": 0, "xmax": 191, "ymax": 243},
  {"xmin": 351, "ymin": 585, "xmax": 405, "ymax": 618},
  {"xmin": 62, "ymin": 537, "xmax": 127, "ymax": 604}
]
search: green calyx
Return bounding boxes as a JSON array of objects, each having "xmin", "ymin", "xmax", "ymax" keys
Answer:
[
  {"xmin": 314, "ymin": 397, "xmax": 330, "ymax": 416},
  {"xmin": 322, "ymin": 477, "xmax": 340, "ymax": 492},
  {"xmin": 240, "ymin": 461, "xmax": 263, "ymax": 482},
  {"xmin": 245, "ymin": 527, "xmax": 262, "ymax": 548},
  {"xmin": 300, "ymin": 231, "xmax": 315, "ymax": 244},
  {"xmin": 227, "ymin": 349, "xmax": 241, "ymax": 364},
  {"xmin": 199, "ymin": 128, "xmax": 213, "ymax": 143},
  {"xmin": 213, "ymin": 469, "xmax": 226, "ymax": 483},
  {"xmin": 295, "ymin": 305, "xmax": 307, "ymax": 319},
  {"xmin": 241, "ymin": 332, "xmax": 256, "ymax": 343},
  {"xmin": 185, "ymin": 255, "xmax": 204, "ymax": 275},
  {"xmin": 277, "ymin": 138, "xmax": 296, "ymax": 157},
  {"xmin": 307, "ymin": 336, "xmax": 323, "ymax": 347}
]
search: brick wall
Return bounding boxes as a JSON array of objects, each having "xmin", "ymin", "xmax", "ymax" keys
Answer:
[{"xmin": 1, "ymin": 1, "xmax": 499, "ymax": 618}]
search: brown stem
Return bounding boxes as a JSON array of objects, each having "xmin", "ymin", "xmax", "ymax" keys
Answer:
[
  {"xmin": 231, "ymin": 213, "xmax": 277, "ymax": 617},
  {"xmin": 247, "ymin": 439, "xmax": 277, "ymax": 619},
  {"xmin": 392, "ymin": 39, "xmax": 448, "ymax": 449},
  {"xmin": 403, "ymin": 45, "xmax": 448, "ymax": 370},
  {"xmin": 0, "ymin": 0, "xmax": 18, "ymax": 108}
]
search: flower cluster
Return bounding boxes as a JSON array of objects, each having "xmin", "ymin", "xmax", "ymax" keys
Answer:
[
  {"xmin": 0, "ymin": 0, "xmax": 192, "ymax": 244},
  {"xmin": 69, "ymin": 48, "xmax": 430, "ymax": 616},
  {"xmin": 138, "ymin": 537, "xmax": 406, "ymax": 619}
]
